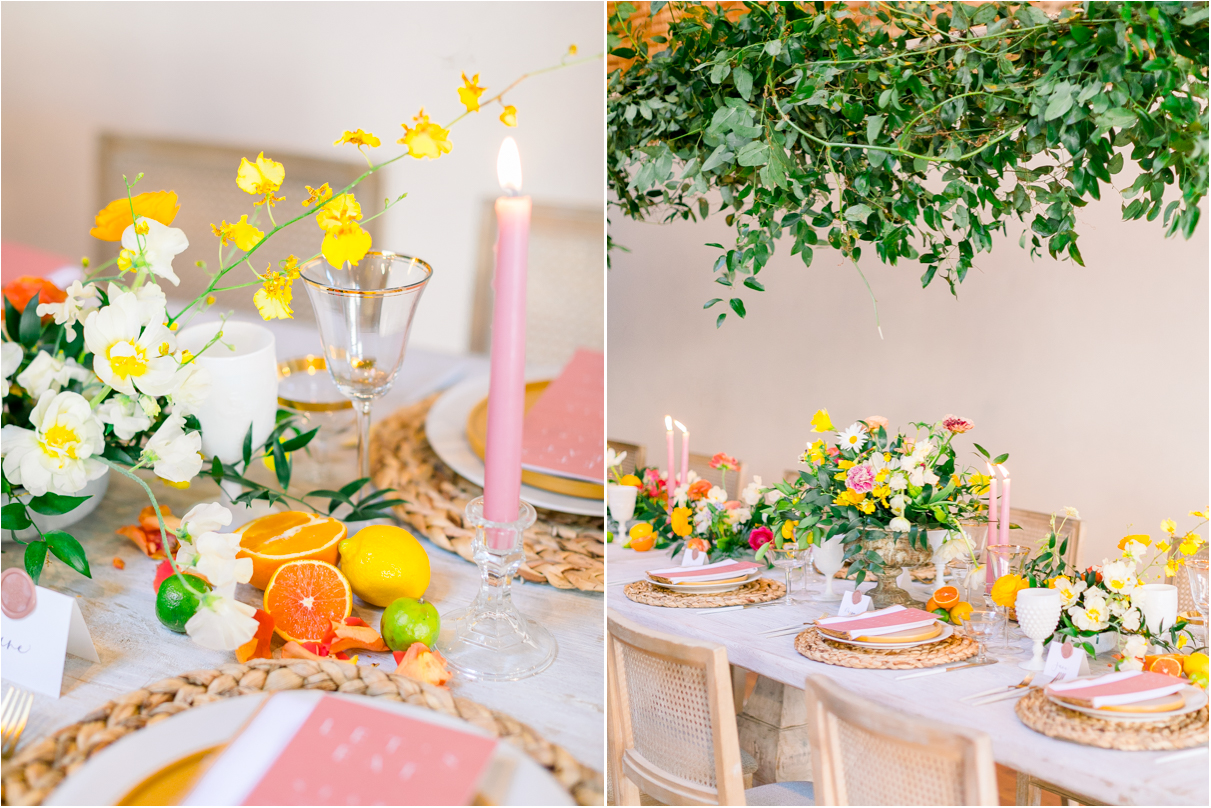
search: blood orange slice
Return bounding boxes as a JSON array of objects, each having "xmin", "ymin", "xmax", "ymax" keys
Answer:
[{"xmin": 263, "ymin": 560, "xmax": 352, "ymax": 643}]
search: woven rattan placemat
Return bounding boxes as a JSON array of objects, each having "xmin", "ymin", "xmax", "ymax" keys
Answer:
[
  {"xmin": 1014, "ymin": 687, "xmax": 1209, "ymax": 751},
  {"xmin": 0, "ymin": 659, "xmax": 602, "ymax": 806},
  {"xmin": 623, "ymin": 578, "xmax": 785, "ymax": 608},
  {"xmin": 370, "ymin": 395, "xmax": 604, "ymax": 592},
  {"xmin": 794, "ymin": 626, "xmax": 978, "ymax": 669}
]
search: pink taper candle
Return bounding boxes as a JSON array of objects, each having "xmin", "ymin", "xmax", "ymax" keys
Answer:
[
  {"xmin": 483, "ymin": 137, "xmax": 530, "ymax": 545},
  {"xmin": 998, "ymin": 465, "xmax": 1012, "ymax": 546},
  {"xmin": 674, "ymin": 419, "xmax": 689, "ymax": 489},
  {"xmin": 985, "ymin": 462, "xmax": 999, "ymax": 585},
  {"xmin": 665, "ymin": 416, "xmax": 675, "ymax": 495}
]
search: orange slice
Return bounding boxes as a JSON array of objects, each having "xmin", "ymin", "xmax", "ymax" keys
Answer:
[
  {"xmin": 1149, "ymin": 656, "xmax": 1185, "ymax": 678},
  {"xmin": 263, "ymin": 560, "xmax": 352, "ymax": 643},
  {"xmin": 236, "ymin": 512, "xmax": 347, "ymax": 589},
  {"xmin": 933, "ymin": 585, "xmax": 960, "ymax": 609}
]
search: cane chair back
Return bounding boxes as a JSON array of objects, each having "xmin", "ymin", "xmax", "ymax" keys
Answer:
[
  {"xmin": 1007, "ymin": 508, "xmax": 1083, "ymax": 568},
  {"xmin": 803, "ymin": 674, "xmax": 997, "ymax": 806},
  {"xmin": 1170, "ymin": 542, "xmax": 1209, "ymax": 615},
  {"xmin": 685, "ymin": 452, "xmax": 747, "ymax": 499},
  {"xmin": 607, "ymin": 440, "xmax": 646, "ymax": 479},
  {"xmin": 607, "ymin": 610, "xmax": 746, "ymax": 806},
  {"xmin": 470, "ymin": 201, "xmax": 603, "ymax": 368},
  {"xmin": 95, "ymin": 134, "xmax": 379, "ymax": 325}
]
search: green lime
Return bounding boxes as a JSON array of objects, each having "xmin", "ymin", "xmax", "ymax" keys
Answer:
[
  {"xmin": 156, "ymin": 573, "xmax": 211, "ymax": 633},
  {"xmin": 931, "ymin": 607, "xmax": 951, "ymax": 623},
  {"xmin": 380, "ymin": 597, "xmax": 440, "ymax": 652}
]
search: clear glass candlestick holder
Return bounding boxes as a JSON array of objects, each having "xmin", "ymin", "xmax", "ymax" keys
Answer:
[{"xmin": 437, "ymin": 497, "xmax": 558, "ymax": 681}]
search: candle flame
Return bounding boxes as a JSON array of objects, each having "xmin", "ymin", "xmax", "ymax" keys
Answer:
[
  {"xmin": 497, "ymin": 137, "xmax": 522, "ymax": 193},
  {"xmin": 665, "ymin": 415, "xmax": 673, "ymax": 431},
  {"xmin": 997, "ymin": 463, "xmax": 1009, "ymax": 478},
  {"xmin": 673, "ymin": 419, "xmax": 688, "ymax": 434}
]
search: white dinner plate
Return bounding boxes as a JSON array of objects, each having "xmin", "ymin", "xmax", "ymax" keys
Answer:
[
  {"xmin": 648, "ymin": 568, "xmax": 765, "ymax": 594},
  {"xmin": 425, "ymin": 369, "xmax": 604, "ymax": 517},
  {"xmin": 827, "ymin": 621, "xmax": 954, "ymax": 650},
  {"xmin": 46, "ymin": 691, "xmax": 572, "ymax": 806},
  {"xmin": 1045, "ymin": 681, "xmax": 1208, "ymax": 723}
]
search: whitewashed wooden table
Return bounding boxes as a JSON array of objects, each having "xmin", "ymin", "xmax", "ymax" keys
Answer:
[
  {"xmin": 608, "ymin": 544, "xmax": 1209, "ymax": 806},
  {"xmin": 0, "ymin": 344, "xmax": 604, "ymax": 796}
]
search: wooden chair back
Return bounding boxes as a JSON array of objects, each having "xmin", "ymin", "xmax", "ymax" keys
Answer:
[
  {"xmin": 803, "ymin": 674, "xmax": 997, "ymax": 806},
  {"xmin": 607, "ymin": 610, "xmax": 746, "ymax": 806},
  {"xmin": 686, "ymin": 452, "xmax": 747, "ymax": 499},
  {"xmin": 96, "ymin": 133, "xmax": 379, "ymax": 325},
  {"xmin": 470, "ymin": 201, "xmax": 603, "ymax": 368},
  {"xmin": 607, "ymin": 440, "xmax": 645, "ymax": 478},
  {"xmin": 1008, "ymin": 508, "xmax": 1083, "ymax": 568}
]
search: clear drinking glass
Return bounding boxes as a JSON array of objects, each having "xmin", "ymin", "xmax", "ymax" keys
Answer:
[
  {"xmin": 987, "ymin": 544, "xmax": 1031, "ymax": 652},
  {"xmin": 1187, "ymin": 558, "xmax": 1209, "ymax": 627},
  {"xmin": 771, "ymin": 545, "xmax": 803, "ymax": 606},
  {"xmin": 963, "ymin": 609, "xmax": 1002, "ymax": 664},
  {"xmin": 300, "ymin": 252, "xmax": 432, "ymax": 485},
  {"xmin": 791, "ymin": 545, "xmax": 818, "ymax": 604}
]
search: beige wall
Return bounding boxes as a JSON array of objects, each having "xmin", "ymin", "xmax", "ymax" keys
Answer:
[
  {"xmin": 608, "ymin": 176, "xmax": 1208, "ymax": 567},
  {"xmin": 1, "ymin": 1, "xmax": 603, "ymax": 354}
]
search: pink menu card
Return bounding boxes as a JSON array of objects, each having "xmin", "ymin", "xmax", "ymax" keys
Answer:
[
  {"xmin": 520, "ymin": 349, "xmax": 604, "ymax": 484},
  {"xmin": 1047, "ymin": 671, "xmax": 1187, "ymax": 708},
  {"xmin": 648, "ymin": 561, "xmax": 763, "ymax": 581},
  {"xmin": 817, "ymin": 605, "xmax": 939, "ymax": 638}
]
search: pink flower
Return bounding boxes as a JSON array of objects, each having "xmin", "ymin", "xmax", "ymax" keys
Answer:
[
  {"xmin": 863, "ymin": 416, "xmax": 889, "ymax": 432},
  {"xmin": 942, "ymin": 415, "xmax": 974, "ymax": 434},
  {"xmin": 709, "ymin": 452, "xmax": 738, "ymax": 470},
  {"xmin": 748, "ymin": 526, "xmax": 774, "ymax": 551},
  {"xmin": 723, "ymin": 500, "xmax": 742, "ymax": 510},
  {"xmin": 846, "ymin": 463, "xmax": 876, "ymax": 493}
]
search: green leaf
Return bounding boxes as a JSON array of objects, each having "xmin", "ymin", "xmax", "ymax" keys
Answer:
[
  {"xmin": 272, "ymin": 439, "xmax": 291, "ymax": 491},
  {"xmin": 735, "ymin": 141, "xmax": 769, "ymax": 167},
  {"xmin": 2, "ymin": 502, "xmax": 32, "ymax": 530},
  {"xmin": 973, "ymin": 443, "xmax": 990, "ymax": 459},
  {"xmin": 19, "ymin": 291, "xmax": 41, "ymax": 347},
  {"xmin": 704, "ymin": 298, "xmax": 722, "ymax": 309},
  {"xmin": 242, "ymin": 423, "xmax": 254, "ymax": 468},
  {"xmin": 1107, "ymin": 152, "xmax": 1124, "ymax": 174},
  {"xmin": 715, "ymin": 312, "xmax": 726, "ymax": 328},
  {"xmin": 701, "ymin": 143, "xmax": 732, "ymax": 172},
  {"xmin": 743, "ymin": 277, "xmax": 765, "ymax": 292},
  {"xmin": 25, "ymin": 541, "xmax": 47, "ymax": 583},
  {"xmin": 729, "ymin": 298, "xmax": 746, "ymax": 318},
  {"xmin": 865, "ymin": 114, "xmax": 885, "ymax": 144},
  {"xmin": 844, "ymin": 204, "xmax": 874, "ymax": 222},
  {"xmin": 733, "ymin": 66, "xmax": 753, "ymax": 101},
  {"xmin": 1095, "ymin": 108, "xmax": 1137, "ymax": 129},
  {"xmin": 279, "ymin": 427, "xmax": 319, "ymax": 453},
  {"xmin": 709, "ymin": 62, "xmax": 730, "ymax": 84},
  {"xmin": 993, "ymin": 453, "xmax": 1009, "ymax": 465},
  {"xmin": 27, "ymin": 492, "xmax": 91, "ymax": 516},
  {"xmin": 1044, "ymin": 85, "xmax": 1074, "ymax": 122},
  {"xmin": 763, "ymin": 40, "xmax": 782, "ymax": 57},
  {"xmin": 44, "ymin": 531, "xmax": 91, "ymax": 578}
]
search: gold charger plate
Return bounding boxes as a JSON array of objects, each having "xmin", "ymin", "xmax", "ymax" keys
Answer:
[
  {"xmin": 819, "ymin": 622, "xmax": 944, "ymax": 644},
  {"xmin": 465, "ymin": 380, "xmax": 604, "ymax": 500},
  {"xmin": 120, "ymin": 747, "xmax": 216, "ymax": 805},
  {"xmin": 1056, "ymin": 692, "xmax": 1188, "ymax": 714}
]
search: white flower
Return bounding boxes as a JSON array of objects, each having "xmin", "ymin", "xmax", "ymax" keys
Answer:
[
  {"xmin": 705, "ymin": 485, "xmax": 727, "ymax": 506},
  {"xmin": 606, "ymin": 447, "xmax": 626, "ymax": 468},
  {"xmin": 888, "ymin": 516, "xmax": 911, "ymax": 532},
  {"xmin": 168, "ymin": 363, "xmax": 211, "ymax": 416},
  {"xmin": 1120, "ymin": 656, "xmax": 1144, "ymax": 672},
  {"xmin": 1120, "ymin": 607, "xmax": 1142, "ymax": 632},
  {"xmin": 0, "ymin": 391, "xmax": 106, "ymax": 496},
  {"xmin": 1, "ymin": 342, "xmax": 22, "ymax": 397},
  {"xmin": 97, "ymin": 394, "xmax": 153, "ymax": 440},
  {"xmin": 1052, "ymin": 575, "xmax": 1087, "ymax": 608},
  {"xmin": 1063, "ymin": 506, "xmax": 1080, "ymax": 518},
  {"xmin": 763, "ymin": 488, "xmax": 784, "ymax": 506},
  {"xmin": 1119, "ymin": 539, "xmax": 1149, "ymax": 564},
  {"xmin": 1100, "ymin": 559, "xmax": 1138, "ymax": 596},
  {"xmin": 1121, "ymin": 633, "xmax": 1148, "ymax": 668},
  {"xmin": 35, "ymin": 280, "xmax": 99, "ymax": 339},
  {"xmin": 185, "ymin": 593, "xmax": 258, "ymax": 650},
  {"xmin": 84, "ymin": 291, "xmax": 181, "ymax": 396},
  {"xmin": 177, "ymin": 502, "xmax": 232, "ymax": 542},
  {"xmin": 15, "ymin": 352, "xmax": 90, "ymax": 398},
  {"xmin": 128, "ymin": 282, "xmax": 168, "ymax": 327},
  {"xmin": 888, "ymin": 471, "xmax": 908, "ymax": 491},
  {"xmin": 1070, "ymin": 590, "xmax": 1111, "ymax": 632},
  {"xmin": 934, "ymin": 531, "xmax": 973, "ymax": 564},
  {"xmin": 142, "ymin": 412, "xmax": 202, "ymax": 483},
  {"xmin": 728, "ymin": 507, "xmax": 752, "ymax": 525},
  {"xmin": 740, "ymin": 476, "xmax": 764, "ymax": 507},
  {"xmin": 121, "ymin": 220, "xmax": 189, "ymax": 286},
  {"xmin": 836, "ymin": 423, "xmax": 867, "ymax": 453},
  {"xmin": 671, "ymin": 483, "xmax": 689, "ymax": 507},
  {"xmin": 888, "ymin": 494, "xmax": 908, "ymax": 513},
  {"xmin": 191, "ymin": 532, "xmax": 253, "ymax": 593},
  {"xmin": 693, "ymin": 505, "xmax": 714, "ymax": 534}
]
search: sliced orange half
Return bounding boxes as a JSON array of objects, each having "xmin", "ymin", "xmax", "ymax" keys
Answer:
[
  {"xmin": 932, "ymin": 585, "xmax": 960, "ymax": 609},
  {"xmin": 263, "ymin": 559, "xmax": 352, "ymax": 643},
  {"xmin": 236, "ymin": 511, "xmax": 346, "ymax": 590}
]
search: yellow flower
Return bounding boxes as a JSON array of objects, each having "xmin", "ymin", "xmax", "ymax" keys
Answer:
[
  {"xmin": 567, "ymin": 44, "xmax": 578, "ymax": 56},
  {"xmin": 968, "ymin": 472, "xmax": 991, "ymax": 495},
  {"xmin": 1166, "ymin": 559, "xmax": 1179, "ymax": 577},
  {"xmin": 398, "ymin": 108, "xmax": 452, "ymax": 160},
  {"xmin": 303, "ymin": 183, "xmax": 333, "ymax": 207},
  {"xmin": 837, "ymin": 459, "xmax": 855, "ymax": 470},
  {"xmin": 1178, "ymin": 634, "xmax": 1189, "ymax": 649},
  {"xmin": 1179, "ymin": 532, "xmax": 1205, "ymax": 556},
  {"xmin": 134, "ymin": 220, "xmax": 150, "ymax": 236},
  {"xmin": 871, "ymin": 483, "xmax": 891, "ymax": 499},
  {"xmin": 499, "ymin": 104, "xmax": 518, "ymax": 127},
  {"xmin": 457, "ymin": 72, "xmax": 486, "ymax": 113},
  {"xmin": 316, "ymin": 194, "xmax": 372, "ymax": 268},
  {"xmin": 671, "ymin": 506, "xmax": 693, "ymax": 537},
  {"xmin": 116, "ymin": 249, "xmax": 137, "ymax": 274},
  {"xmin": 781, "ymin": 521, "xmax": 799, "ymax": 540},
  {"xmin": 252, "ymin": 256, "xmax": 301, "ymax": 321},
  {"xmin": 991, "ymin": 574, "xmax": 1029, "ymax": 608},
  {"xmin": 1161, "ymin": 519, "xmax": 1178, "ymax": 535},
  {"xmin": 874, "ymin": 469, "xmax": 889, "ymax": 483},
  {"xmin": 1118, "ymin": 534, "xmax": 1151, "ymax": 550},
  {"xmin": 857, "ymin": 499, "xmax": 876, "ymax": 514},
  {"xmin": 1190, "ymin": 509, "xmax": 1208, "ymax": 518},
  {"xmin": 833, "ymin": 471, "xmax": 848, "ymax": 481},
  {"xmin": 90, "ymin": 191, "xmax": 180, "ymax": 241},
  {"xmin": 333, "ymin": 129, "xmax": 380, "ymax": 148},
  {"xmin": 810, "ymin": 409, "xmax": 833, "ymax": 433},
  {"xmin": 833, "ymin": 490, "xmax": 865, "ymax": 508},
  {"xmin": 211, "ymin": 215, "xmax": 265, "ymax": 252},
  {"xmin": 804, "ymin": 439, "xmax": 826, "ymax": 464},
  {"xmin": 1156, "ymin": 540, "xmax": 1171, "ymax": 554},
  {"xmin": 236, "ymin": 151, "xmax": 285, "ymax": 206}
]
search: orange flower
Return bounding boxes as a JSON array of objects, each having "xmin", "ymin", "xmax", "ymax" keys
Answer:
[
  {"xmin": 709, "ymin": 452, "xmax": 738, "ymax": 470},
  {"xmin": 2, "ymin": 276, "xmax": 65, "ymax": 316},
  {"xmin": 1119, "ymin": 534, "xmax": 1151, "ymax": 550},
  {"xmin": 990, "ymin": 574, "xmax": 1029, "ymax": 608},
  {"xmin": 89, "ymin": 191, "xmax": 180, "ymax": 241},
  {"xmin": 394, "ymin": 642, "xmax": 452, "ymax": 687},
  {"xmin": 687, "ymin": 479, "xmax": 713, "ymax": 500}
]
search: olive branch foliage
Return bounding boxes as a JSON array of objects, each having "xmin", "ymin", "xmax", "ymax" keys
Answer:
[{"xmin": 608, "ymin": 1, "xmax": 1209, "ymax": 326}]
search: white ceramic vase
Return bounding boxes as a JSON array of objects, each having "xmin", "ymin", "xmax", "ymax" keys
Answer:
[
  {"xmin": 0, "ymin": 469, "xmax": 110, "ymax": 541},
  {"xmin": 1015, "ymin": 588, "xmax": 1062, "ymax": 670},
  {"xmin": 606, "ymin": 484, "xmax": 638, "ymax": 536},
  {"xmin": 1135, "ymin": 583, "xmax": 1179, "ymax": 639}
]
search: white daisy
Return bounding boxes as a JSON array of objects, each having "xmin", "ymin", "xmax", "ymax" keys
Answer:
[{"xmin": 836, "ymin": 423, "xmax": 866, "ymax": 453}]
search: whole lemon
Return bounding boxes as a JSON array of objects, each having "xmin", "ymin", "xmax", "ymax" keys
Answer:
[
  {"xmin": 338, "ymin": 525, "xmax": 431, "ymax": 607},
  {"xmin": 1183, "ymin": 652, "xmax": 1209, "ymax": 677}
]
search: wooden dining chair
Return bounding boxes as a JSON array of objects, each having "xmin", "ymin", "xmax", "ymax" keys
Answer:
[
  {"xmin": 686, "ymin": 452, "xmax": 748, "ymax": 499},
  {"xmin": 802, "ymin": 674, "xmax": 997, "ymax": 806},
  {"xmin": 608, "ymin": 440, "xmax": 646, "ymax": 478},
  {"xmin": 607, "ymin": 610, "xmax": 814, "ymax": 806},
  {"xmin": 1007, "ymin": 508, "xmax": 1083, "ymax": 568}
]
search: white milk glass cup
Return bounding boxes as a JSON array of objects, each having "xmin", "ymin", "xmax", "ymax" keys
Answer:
[
  {"xmin": 1015, "ymin": 588, "xmax": 1061, "ymax": 670},
  {"xmin": 606, "ymin": 484, "xmax": 638, "ymax": 536},
  {"xmin": 1136, "ymin": 583, "xmax": 1179, "ymax": 638},
  {"xmin": 814, "ymin": 536, "xmax": 846, "ymax": 601}
]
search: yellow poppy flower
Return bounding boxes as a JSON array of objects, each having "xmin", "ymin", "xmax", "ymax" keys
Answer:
[
  {"xmin": 457, "ymin": 72, "xmax": 486, "ymax": 113},
  {"xmin": 316, "ymin": 194, "xmax": 372, "ymax": 268},
  {"xmin": 990, "ymin": 574, "xmax": 1028, "ymax": 608},
  {"xmin": 90, "ymin": 190, "xmax": 180, "ymax": 241},
  {"xmin": 211, "ymin": 215, "xmax": 265, "ymax": 252},
  {"xmin": 810, "ymin": 408, "xmax": 833, "ymax": 433},
  {"xmin": 671, "ymin": 506, "xmax": 693, "ymax": 537},
  {"xmin": 303, "ymin": 183, "xmax": 333, "ymax": 207},
  {"xmin": 236, "ymin": 151, "xmax": 285, "ymax": 206},
  {"xmin": 499, "ymin": 104, "xmax": 518, "ymax": 127},
  {"xmin": 398, "ymin": 108, "xmax": 452, "ymax": 160},
  {"xmin": 333, "ymin": 129, "xmax": 380, "ymax": 148}
]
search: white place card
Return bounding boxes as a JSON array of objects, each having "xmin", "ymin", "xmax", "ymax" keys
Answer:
[
  {"xmin": 837, "ymin": 589, "xmax": 871, "ymax": 616},
  {"xmin": 680, "ymin": 547, "xmax": 708, "ymax": 566},
  {"xmin": 1043, "ymin": 639, "xmax": 1089, "ymax": 681},
  {"xmin": 1, "ymin": 585, "xmax": 99, "ymax": 697}
]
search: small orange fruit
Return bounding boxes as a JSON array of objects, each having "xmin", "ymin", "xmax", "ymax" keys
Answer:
[
  {"xmin": 628, "ymin": 522, "xmax": 655, "ymax": 552},
  {"xmin": 933, "ymin": 585, "xmax": 960, "ymax": 609},
  {"xmin": 925, "ymin": 596, "xmax": 939, "ymax": 612},
  {"xmin": 1149, "ymin": 656, "xmax": 1184, "ymax": 678},
  {"xmin": 618, "ymin": 474, "xmax": 642, "ymax": 487},
  {"xmin": 949, "ymin": 601, "xmax": 974, "ymax": 624},
  {"xmin": 236, "ymin": 512, "xmax": 347, "ymax": 590},
  {"xmin": 263, "ymin": 560, "xmax": 352, "ymax": 643}
]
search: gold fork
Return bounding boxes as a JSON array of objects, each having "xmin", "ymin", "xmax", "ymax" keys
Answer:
[
  {"xmin": 1, "ymin": 685, "xmax": 34, "ymax": 758},
  {"xmin": 961, "ymin": 671, "xmax": 1036, "ymax": 702}
]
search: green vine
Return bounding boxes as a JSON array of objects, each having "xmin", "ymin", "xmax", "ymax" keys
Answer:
[{"xmin": 608, "ymin": 1, "xmax": 1209, "ymax": 325}]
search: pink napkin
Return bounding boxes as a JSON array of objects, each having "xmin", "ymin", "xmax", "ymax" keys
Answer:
[
  {"xmin": 1047, "ymin": 671, "xmax": 1187, "ymax": 708},
  {"xmin": 817, "ymin": 605, "xmax": 939, "ymax": 639},
  {"xmin": 647, "ymin": 560, "xmax": 762, "ymax": 583},
  {"xmin": 520, "ymin": 349, "xmax": 604, "ymax": 483}
]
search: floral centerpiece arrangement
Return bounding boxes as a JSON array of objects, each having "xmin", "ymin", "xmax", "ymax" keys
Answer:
[
  {"xmin": 0, "ymin": 48, "xmax": 594, "ymax": 656},
  {"xmin": 778, "ymin": 409, "xmax": 1000, "ymax": 586},
  {"xmin": 997, "ymin": 509, "xmax": 1207, "ymax": 678}
]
